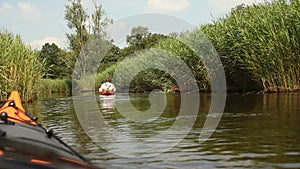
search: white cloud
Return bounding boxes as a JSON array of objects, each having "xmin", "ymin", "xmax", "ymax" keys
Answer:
[
  {"xmin": 82, "ymin": 0, "xmax": 94, "ymax": 11},
  {"xmin": 145, "ymin": 0, "xmax": 190, "ymax": 12},
  {"xmin": 0, "ymin": 2, "xmax": 13, "ymax": 14},
  {"xmin": 106, "ymin": 21, "xmax": 128, "ymax": 47},
  {"xmin": 209, "ymin": 0, "xmax": 265, "ymax": 13},
  {"xmin": 17, "ymin": 2, "xmax": 41, "ymax": 21},
  {"xmin": 107, "ymin": 21, "xmax": 127, "ymax": 37},
  {"xmin": 29, "ymin": 36, "xmax": 67, "ymax": 50}
]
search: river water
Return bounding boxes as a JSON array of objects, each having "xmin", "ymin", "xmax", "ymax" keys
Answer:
[{"xmin": 25, "ymin": 93, "xmax": 300, "ymax": 169}]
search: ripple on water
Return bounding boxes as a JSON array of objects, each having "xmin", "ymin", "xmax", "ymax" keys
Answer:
[{"xmin": 25, "ymin": 93, "xmax": 300, "ymax": 169}]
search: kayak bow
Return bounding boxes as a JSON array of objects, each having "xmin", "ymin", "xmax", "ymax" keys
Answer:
[
  {"xmin": 0, "ymin": 91, "xmax": 99, "ymax": 169},
  {"xmin": 0, "ymin": 91, "xmax": 38, "ymax": 125}
]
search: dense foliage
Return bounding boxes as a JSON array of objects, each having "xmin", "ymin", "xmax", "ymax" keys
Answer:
[
  {"xmin": 96, "ymin": 0, "xmax": 300, "ymax": 93},
  {"xmin": 1, "ymin": 0, "xmax": 299, "ymax": 99},
  {"xmin": 201, "ymin": 0, "xmax": 300, "ymax": 92},
  {"xmin": 39, "ymin": 43, "xmax": 73, "ymax": 79},
  {"xmin": 94, "ymin": 31, "xmax": 171, "ymax": 91},
  {"xmin": 0, "ymin": 32, "xmax": 43, "ymax": 101}
]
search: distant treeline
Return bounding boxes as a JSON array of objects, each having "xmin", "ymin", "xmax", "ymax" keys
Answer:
[{"xmin": 0, "ymin": 0, "xmax": 299, "ymax": 101}]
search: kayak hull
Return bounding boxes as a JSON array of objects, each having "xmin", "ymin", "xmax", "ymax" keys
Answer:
[
  {"xmin": 100, "ymin": 91, "xmax": 114, "ymax": 96},
  {"xmin": 0, "ymin": 123, "xmax": 94, "ymax": 169},
  {"xmin": 0, "ymin": 91, "xmax": 99, "ymax": 169}
]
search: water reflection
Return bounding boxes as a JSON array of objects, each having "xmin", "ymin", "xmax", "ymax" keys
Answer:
[
  {"xmin": 99, "ymin": 95, "xmax": 115, "ymax": 109},
  {"xmin": 25, "ymin": 93, "xmax": 300, "ymax": 169}
]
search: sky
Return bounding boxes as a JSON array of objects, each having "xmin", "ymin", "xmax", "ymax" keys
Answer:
[{"xmin": 0, "ymin": 0, "xmax": 267, "ymax": 49}]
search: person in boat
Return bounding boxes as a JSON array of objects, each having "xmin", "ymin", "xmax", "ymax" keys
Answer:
[{"xmin": 99, "ymin": 78, "xmax": 116, "ymax": 95}]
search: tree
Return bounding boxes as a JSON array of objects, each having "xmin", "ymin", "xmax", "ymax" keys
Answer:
[
  {"xmin": 99, "ymin": 45, "xmax": 121, "ymax": 68},
  {"xmin": 39, "ymin": 43, "xmax": 71, "ymax": 79},
  {"xmin": 65, "ymin": 0, "xmax": 89, "ymax": 56},
  {"xmin": 122, "ymin": 28, "xmax": 168, "ymax": 57},
  {"xmin": 91, "ymin": 2, "xmax": 112, "ymax": 36},
  {"xmin": 65, "ymin": 0, "xmax": 112, "ymax": 76},
  {"xmin": 126, "ymin": 26, "xmax": 149, "ymax": 47}
]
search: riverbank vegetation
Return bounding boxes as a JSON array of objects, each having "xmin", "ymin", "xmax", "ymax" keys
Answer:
[
  {"xmin": 201, "ymin": 0, "xmax": 300, "ymax": 92},
  {"xmin": 39, "ymin": 78, "xmax": 72, "ymax": 94},
  {"xmin": 95, "ymin": 0, "xmax": 299, "ymax": 93},
  {"xmin": 0, "ymin": 0, "xmax": 299, "ymax": 101},
  {"xmin": 0, "ymin": 32, "xmax": 43, "ymax": 102}
]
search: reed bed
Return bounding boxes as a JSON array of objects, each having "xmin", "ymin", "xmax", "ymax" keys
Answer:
[
  {"xmin": 201, "ymin": 0, "xmax": 300, "ymax": 92},
  {"xmin": 39, "ymin": 78, "xmax": 72, "ymax": 94},
  {"xmin": 0, "ymin": 31, "xmax": 44, "ymax": 101}
]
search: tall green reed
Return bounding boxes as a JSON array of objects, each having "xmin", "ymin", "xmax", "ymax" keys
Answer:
[
  {"xmin": 39, "ymin": 78, "xmax": 72, "ymax": 94},
  {"xmin": 201, "ymin": 0, "xmax": 300, "ymax": 92},
  {"xmin": 0, "ymin": 31, "xmax": 44, "ymax": 101}
]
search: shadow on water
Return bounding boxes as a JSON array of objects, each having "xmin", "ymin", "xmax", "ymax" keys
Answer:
[{"xmin": 25, "ymin": 93, "xmax": 300, "ymax": 169}]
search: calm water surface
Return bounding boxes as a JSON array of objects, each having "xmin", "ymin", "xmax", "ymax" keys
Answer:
[{"xmin": 25, "ymin": 93, "xmax": 300, "ymax": 169}]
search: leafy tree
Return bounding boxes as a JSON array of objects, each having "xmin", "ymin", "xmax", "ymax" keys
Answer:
[
  {"xmin": 65, "ymin": 0, "xmax": 89, "ymax": 57},
  {"xmin": 123, "ymin": 26, "xmax": 168, "ymax": 57},
  {"xmin": 65, "ymin": 0, "xmax": 112, "ymax": 76},
  {"xmin": 98, "ymin": 45, "xmax": 121, "ymax": 71},
  {"xmin": 91, "ymin": 2, "xmax": 112, "ymax": 36},
  {"xmin": 39, "ymin": 43, "xmax": 71, "ymax": 79},
  {"xmin": 126, "ymin": 26, "xmax": 149, "ymax": 48}
]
